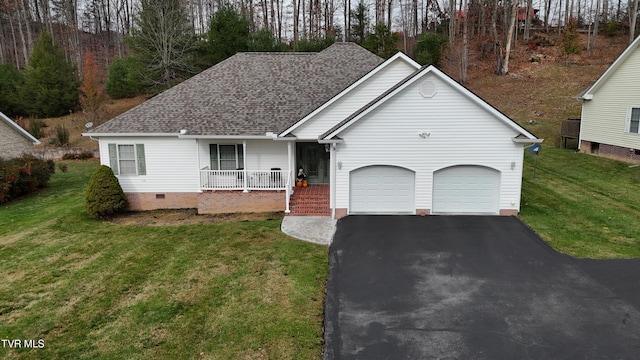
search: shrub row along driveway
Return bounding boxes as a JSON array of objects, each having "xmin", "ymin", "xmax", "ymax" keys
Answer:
[{"xmin": 324, "ymin": 216, "xmax": 640, "ymax": 359}]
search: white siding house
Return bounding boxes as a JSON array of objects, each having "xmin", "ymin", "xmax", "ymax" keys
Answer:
[
  {"xmin": 322, "ymin": 67, "xmax": 539, "ymax": 217},
  {"xmin": 282, "ymin": 53, "xmax": 420, "ymax": 140},
  {"xmin": 578, "ymin": 35, "xmax": 640, "ymax": 162},
  {"xmin": 85, "ymin": 43, "xmax": 541, "ymax": 217}
]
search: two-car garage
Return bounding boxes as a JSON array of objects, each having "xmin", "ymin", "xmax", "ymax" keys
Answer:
[{"xmin": 349, "ymin": 165, "xmax": 501, "ymax": 215}]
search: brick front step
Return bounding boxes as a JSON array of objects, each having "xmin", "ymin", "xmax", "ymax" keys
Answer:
[{"xmin": 289, "ymin": 184, "xmax": 330, "ymax": 216}]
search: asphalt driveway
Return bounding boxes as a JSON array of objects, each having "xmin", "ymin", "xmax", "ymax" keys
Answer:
[{"xmin": 324, "ymin": 216, "xmax": 640, "ymax": 359}]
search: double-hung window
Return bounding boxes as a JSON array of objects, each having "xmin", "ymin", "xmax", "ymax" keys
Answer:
[
  {"xmin": 629, "ymin": 108, "xmax": 640, "ymax": 134},
  {"xmin": 210, "ymin": 144, "xmax": 244, "ymax": 170},
  {"xmin": 108, "ymin": 144, "xmax": 146, "ymax": 175}
]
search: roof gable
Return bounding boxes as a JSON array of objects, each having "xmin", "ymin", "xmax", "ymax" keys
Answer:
[
  {"xmin": 89, "ymin": 43, "xmax": 384, "ymax": 137},
  {"xmin": 321, "ymin": 65, "xmax": 539, "ymax": 140},
  {"xmin": 0, "ymin": 111, "xmax": 40, "ymax": 145},
  {"xmin": 579, "ymin": 35, "xmax": 640, "ymax": 99},
  {"xmin": 278, "ymin": 52, "xmax": 421, "ymax": 137}
]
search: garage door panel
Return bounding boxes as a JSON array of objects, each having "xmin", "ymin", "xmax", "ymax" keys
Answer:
[
  {"xmin": 350, "ymin": 166, "xmax": 415, "ymax": 214},
  {"xmin": 433, "ymin": 166, "xmax": 500, "ymax": 214}
]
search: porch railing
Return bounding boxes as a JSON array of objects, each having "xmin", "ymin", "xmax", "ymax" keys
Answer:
[{"xmin": 200, "ymin": 169, "xmax": 291, "ymax": 191}]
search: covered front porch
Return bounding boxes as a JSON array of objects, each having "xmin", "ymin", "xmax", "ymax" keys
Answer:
[
  {"xmin": 196, "ymin": 140, "xmax": 331, "ymax": 190},
  {"xmin": 200, "ymin": 169, "xmax": 290, "ymax": 191},
  {"xmin": 196, "ymin": 139, "xmax": 294, "ymax": 191},
  {"xmin": 194, "ymin": 139, "xmax": 333, "ymax": 215}
]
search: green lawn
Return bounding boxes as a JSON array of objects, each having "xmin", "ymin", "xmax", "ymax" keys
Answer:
[
  {"xmin": 1, "ymin": 149, "xmax": 639, "ymax": 358},
  {"xmin": 521, "ymin": 147, "xmax": 640, "ymax": 258},
  {"xmin": 0, "ymin": 161, "xmax": 328, "ymax": 360}
]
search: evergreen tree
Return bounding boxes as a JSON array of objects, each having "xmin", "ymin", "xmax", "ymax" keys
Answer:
[
  {"xmin": 205, "ymin": 4, "xmax": 250, "ymax": 65},
  {"xmin": 85, "ymin": 165, "xmax": 129, "ymax": 219},
  {"xmin": 106, "ymin": 56, "xmax": 145, "ymax": 99},
  {"xmin": 415, "ymin": 32, "xmax": 447, "ymax": 66},
  {"xmin": 350, "ymin": 2, "xmax": 370, "ymax": 44},
  {"xmin": 561, "ymin": 18, "xmax": 582, "ymax": 57},
  {"xmin": 363, "ymin": 24, "xmax": 398, "ymax": 59},
  {"xmin": 248, "ymin": 28, "xmax": 287, "ymax": 52},
  {"xmin": 129, "ymin": 0, "xmax": 197, "ymax": 93},
  {"xmin": 21, "ymin": 32, "xmax": 79, "ymax": 118},
  {"xmin": 0, "ymin": 64, "xmax": 25, "ymax": 117},
  {"xmin": 293, "ymin": 36, "xmax": 336, "ymax": 52}
]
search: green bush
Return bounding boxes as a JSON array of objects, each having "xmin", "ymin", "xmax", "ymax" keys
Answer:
[
  {"xmin": 62, "ymin": 151, "xmax": 94, "ymax": 160},
  {"xmin": 85, "ymin": 165, "xmax": 129, "ymax": 219},
  {"xmin": 55, "ymin": 124, "xmax": 70, "ymax": 146},
  {"xmin": 603, "ymin": 21, "xmax": 622, "ymax": 37},
  {"xmin": 28, "ymin": 118, "xmax": 45, "ymax": 139},
  {"xmin": 0, "ymin": 155, "xmax": 55, "ymax": 204}
]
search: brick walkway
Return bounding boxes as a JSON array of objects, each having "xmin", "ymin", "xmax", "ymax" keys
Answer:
[{"xmin": 289, "ymin": 184, "xmax": 330, "ymax": 216}]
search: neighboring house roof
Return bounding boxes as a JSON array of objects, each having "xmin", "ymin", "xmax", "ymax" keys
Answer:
[
  {"xmin": 0, "ymin": 111, "xmax": 40, "ymax": 145},
  {"xmin": 321, "ymin": 65, "xmax": 540, "ymax": 141},
  {"xmin": 578, "ymin": 35, "xmax": 640, "ymax": 100},
  {"xmin": 88, "ymin": 43, "xmax": 384, "ymax": 137}
]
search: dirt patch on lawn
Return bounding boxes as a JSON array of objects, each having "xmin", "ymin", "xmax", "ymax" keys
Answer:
[{"xmin": 108, "ymin": 209, "xmax": 284, "ymax": 226}]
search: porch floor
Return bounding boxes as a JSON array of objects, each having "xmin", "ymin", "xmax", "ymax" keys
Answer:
[{"xmin": 289, "ymin": 184, "xmax": 330, "ymax": 216}]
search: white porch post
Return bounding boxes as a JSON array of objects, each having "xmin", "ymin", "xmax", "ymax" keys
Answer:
[
  {"xmin": 243, "ymin": 140, "xmax": 248, "ymax": 192},
  {"xmin": 330, "ymin": 143, "xmax": 336, "ymax": 219},
  {"xmin": 196, "ymin": 139, "xmax": 202, "ymax": 191},
  {"xmin": 285, "ymin": 141, "xmax": 293, "ymax": 213}
]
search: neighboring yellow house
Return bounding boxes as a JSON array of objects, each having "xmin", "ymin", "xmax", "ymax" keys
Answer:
[
  {"xmin": 577, "ymin": 35, "xmax": 640, "ymax": 163},
  {"xmin": 0, "ymin": 111, "xmax": 40, "ymax": 159}
]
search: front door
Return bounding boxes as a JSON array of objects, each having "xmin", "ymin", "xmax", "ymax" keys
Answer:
[{"xmin": 297, "ymin": 143, "xmax": 329, "ymax": 184}]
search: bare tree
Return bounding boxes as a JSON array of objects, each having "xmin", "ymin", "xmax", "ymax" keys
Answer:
[
  {"xmin": 449, "ymin": 0, "xmax": 456, "ymax": 44},
  {"xmin": 500, "ymin": 0, "xmax": 518, "ymax": 75},
  {"xmin": 524, "ymin": 0, "xmax": 533, "ymax": 40},
  {"xmin": 630, "ymin": 0, "xmax": 639, "ymax": 43},
  {"xmin": 544, "ymin": 0, "xmax": 551, "ymax": 31},
  {"xmin": 461, "ymin": 0, "xmax": 468, "ymax": 82}
]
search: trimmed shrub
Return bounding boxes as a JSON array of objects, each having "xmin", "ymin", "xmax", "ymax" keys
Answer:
[
  {"xmin": 62, "ymin": 151, "xmax": 94, "ymax": 160},
  {"xmin": 85, "ymin": 165, "xmax": 129, "ymax": 219},
  {"xmin": 0, "ymin": 155, "xmax": 55, "ymax": 203}
]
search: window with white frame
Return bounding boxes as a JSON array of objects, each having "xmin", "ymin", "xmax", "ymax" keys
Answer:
[
  {"xmin": 210, "ymin": 144, "xmax": 244, "ymax": 170},
  {"xmin": 108, "ymin": 143, "xmax": 146, "ymax": 175},
  {"xmin": 629, "ymin": 108, "xmax": 640, "ymax": 134}
]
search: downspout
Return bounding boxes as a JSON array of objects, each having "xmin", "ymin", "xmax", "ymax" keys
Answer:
[{"xmin": 243, "ymin": 140, "xmax": 248, "ymax": 192}]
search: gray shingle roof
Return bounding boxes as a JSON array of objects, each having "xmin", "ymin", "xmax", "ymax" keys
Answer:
[{"xmin": 90, "ymin": 43, "xmax": 384, "ymax": 136}]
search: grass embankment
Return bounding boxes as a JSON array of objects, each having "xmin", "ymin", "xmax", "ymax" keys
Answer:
[
  {"xmin": 521, "ymin": 147, "xmax": 640, "ymax": 259},
  {"xmin": 0, "ymin": 161, "xmax": 328, "ymax": 359}
]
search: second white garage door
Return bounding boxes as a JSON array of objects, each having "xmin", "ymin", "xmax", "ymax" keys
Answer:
[
  {"xmin": 432, "ymin": 165, "xmax": 501, "ymax": 214},
  {"xmin": 350, "ymin": 166, "xmax": 415, "ymax": 214}
]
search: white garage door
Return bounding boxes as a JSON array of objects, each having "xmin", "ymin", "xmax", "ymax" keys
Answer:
[
  {"xmin": 432, "ymin": 166, "xmax": 500, "ymax": 214},
  {"xmin": 350, "ymin": 166, "xmax": 415, "ymax": 214}
]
